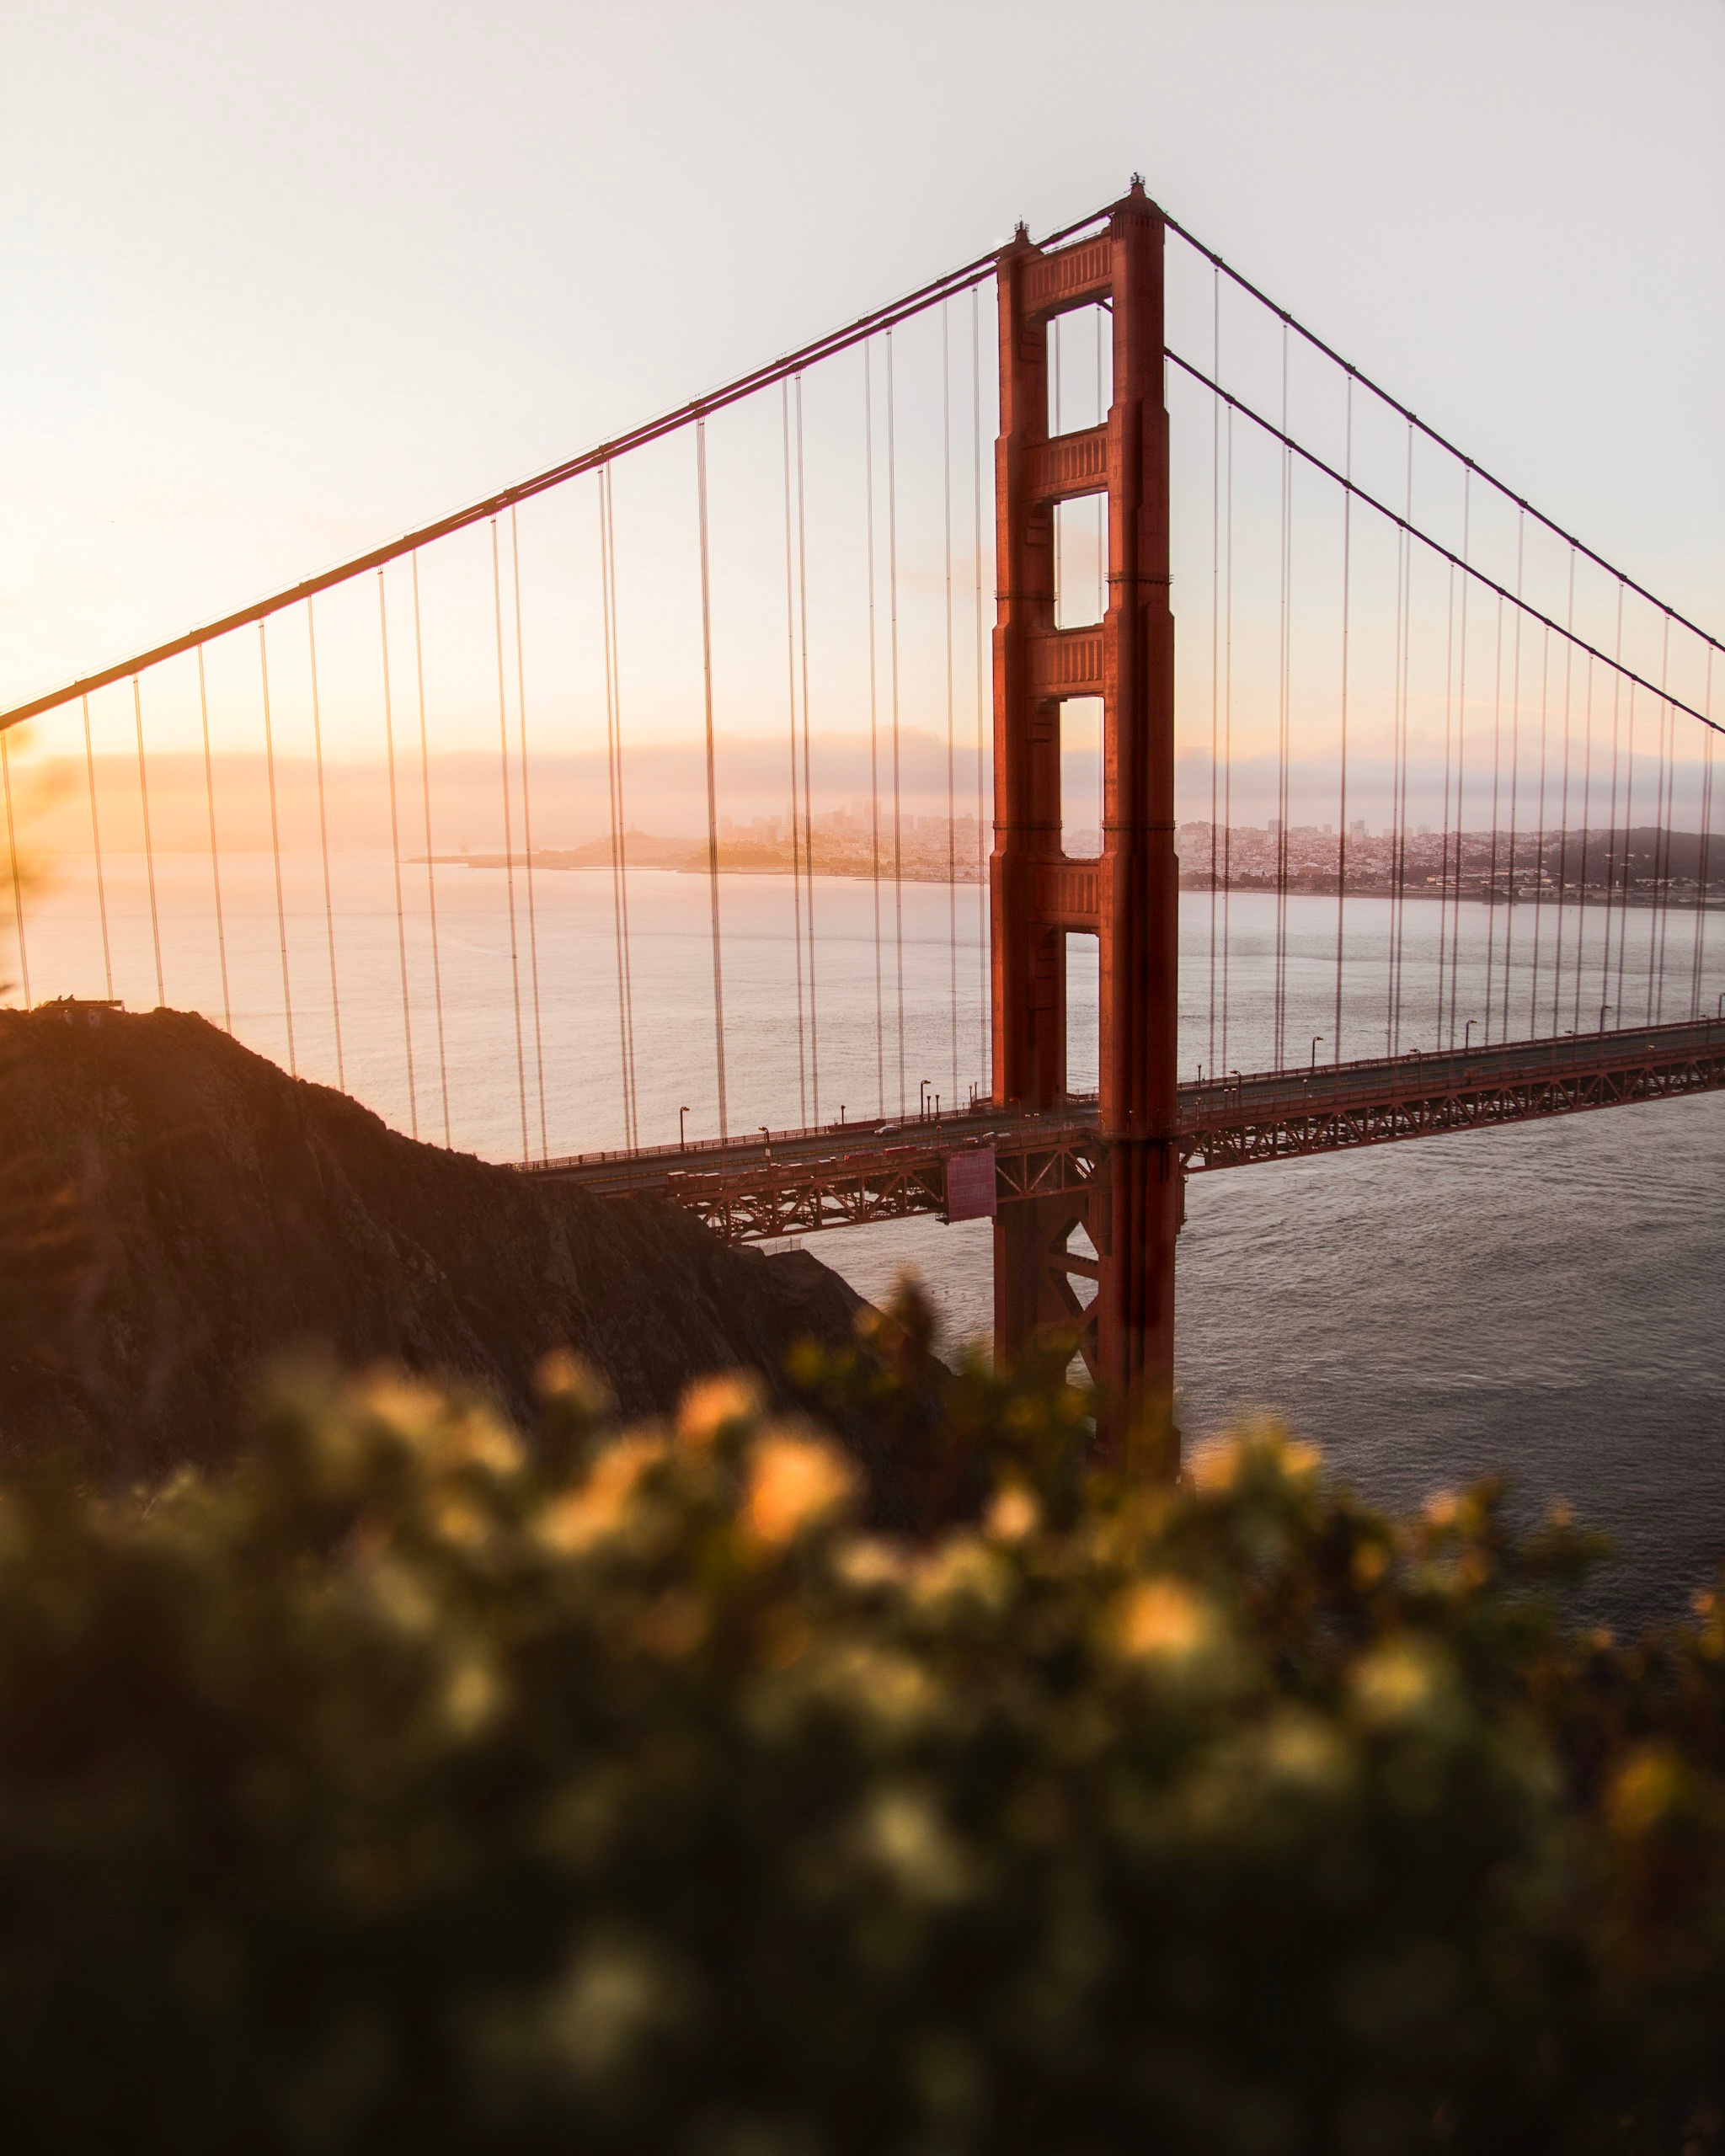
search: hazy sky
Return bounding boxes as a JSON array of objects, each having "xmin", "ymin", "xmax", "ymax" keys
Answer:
[{"xmin": 3, "ymin": 0, "xmax": 1721, "ymax": 729}]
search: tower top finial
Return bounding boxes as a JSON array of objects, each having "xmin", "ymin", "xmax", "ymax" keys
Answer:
[{"xmin": 1014, "ymin": 219, "xmax": 1029, "ymax": 242}]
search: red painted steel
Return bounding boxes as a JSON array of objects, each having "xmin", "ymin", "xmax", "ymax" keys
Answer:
[
  {"xmin": 531, "ymin": 1022, "xmax": 1725, "ymax": 1246},
  {"xmin": 991, "ymin": 180, "xmax": 1179, "ymax": 1449}
]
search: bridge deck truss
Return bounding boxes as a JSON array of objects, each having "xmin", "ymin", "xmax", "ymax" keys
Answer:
[{"xmin": 532, "ymin": 1021, "xmax": 1725, "ymax": 1245}]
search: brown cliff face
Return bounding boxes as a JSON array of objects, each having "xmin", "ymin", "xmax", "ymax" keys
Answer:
[{"xmin": 0, "ymin": 1005, "xmax": 875, "ymax": 1485}]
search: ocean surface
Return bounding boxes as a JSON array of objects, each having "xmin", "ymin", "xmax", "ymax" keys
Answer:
[{"xmin": 19, "ymin": 849, "xmax": 1725, "ymax": 1633}]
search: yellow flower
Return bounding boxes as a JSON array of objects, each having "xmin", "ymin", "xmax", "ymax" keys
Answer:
[{"xmin": 742, "ymin": 1433, "xmax": 856, "ymax": 1546}]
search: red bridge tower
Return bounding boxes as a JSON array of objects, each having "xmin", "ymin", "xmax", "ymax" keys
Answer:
[{"xmin": 991, "ymin": 180, "xmax": 1179, "ymax": 1457}]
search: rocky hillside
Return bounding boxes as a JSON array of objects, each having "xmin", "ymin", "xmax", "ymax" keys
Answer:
[{"xmin": 0, "ymin": 1005, "xmax": 879, "ymax": 1486}]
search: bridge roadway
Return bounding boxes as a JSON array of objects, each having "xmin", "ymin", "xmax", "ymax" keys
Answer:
[{"xmin": 530, "ymin": 1018, "xmax": 1725, "ymax": 1244}]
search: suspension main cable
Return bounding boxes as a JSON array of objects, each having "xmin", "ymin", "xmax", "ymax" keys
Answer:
[
  {"xmin": 1161, "ymin": 211, "xmax": 1725, "ymax": 662},
  {"xmin": 510, "ymin": 506, "xmax": 549, "ymax": 1161},
  {"xmin": 695, "ymin": 419, "xmax": 729, "ymax": 1143},
  {"xmin": 306, "ymin": 596, "xmax": 345, "ymax": 1091},
  {"xmin": 82, "ymin": 693, "xmax": 115, "ymax": 1003},
  {"xmin": 779, "ymin": 385, "xmax": 809, "ymax": 1126},
  {"xmin": 377, "ymin": 574, "xmax": 419, "ymax": 1137},
  {"xmin": 409, "ymin": 553, "xmax": 451, "ymax": 1145},
  {"xmin": 1, "ymin": 733, "xmax": 29, "ymax": 1007},
  {"xmin": 255, "ymin": 637, "xmax": 294, "ymax": 1070},
  {"xmin": 1164, "ymin": 351, "xmax": 1721, "ymax": 734},
  {"xmin": 489, "ymin": 522, "xmax": 531, "ymax": 1162},
  {"xmin": 3, "ymin": 220, "xmax": 1088, "ymax": 736}
]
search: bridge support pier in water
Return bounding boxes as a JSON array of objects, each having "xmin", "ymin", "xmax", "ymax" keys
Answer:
[{"xmin": 991, "ymin": 179, "xmax": 1180, "ymax": 1465}]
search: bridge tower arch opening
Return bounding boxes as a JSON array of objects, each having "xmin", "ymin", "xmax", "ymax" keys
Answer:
[{"xmin": 991, "ymin": 179, "xmax": 1179, "ymax": 1462}]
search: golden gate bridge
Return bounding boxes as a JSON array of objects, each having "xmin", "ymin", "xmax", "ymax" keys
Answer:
[{"xmin": 3, "ymin": 180, "xmax": 1720, "ymax": 1444}]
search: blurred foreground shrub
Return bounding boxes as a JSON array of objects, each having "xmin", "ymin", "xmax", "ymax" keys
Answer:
[{"xmin": 0, "ymin": 1292, "xmax": 1721, "ymax": 2153}]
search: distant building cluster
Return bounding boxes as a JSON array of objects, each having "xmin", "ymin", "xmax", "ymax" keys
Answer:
[
  {"xmin": 1171, "ymin": 819, "xmax": 1718, "ymax": 904},
  {"xmin": 717, "ymin": 805, "xmax": 988, "ymax": 883}
]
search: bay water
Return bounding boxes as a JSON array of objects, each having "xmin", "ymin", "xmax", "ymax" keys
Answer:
[{"xmin": 19, "ymin": 849, "xmax": 1723, "ymax": 1630}]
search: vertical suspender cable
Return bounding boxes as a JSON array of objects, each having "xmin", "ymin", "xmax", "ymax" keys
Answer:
[
  {"xmin": 1501, "ymin": 518, "xmax": 1525, "ymax": 1038},
  {"xmin": 605, "ymin": 470, "xmax": 640, "ymax": 1144},
  {"xmin": 255, "ymin": 637, "xmax": 294, "ymax": 1070},
  {"xmin": 82, "ymin": 693, "xmax": 115, "ymax": 1003},
  {"xmin": 972, "ymin": 290, "xmax": 988, "ymax": 1095},
  {"xmin": 1332, "ymin": 376, "xmax": 1352, "ymax": 1066},
  {"xmin": 1436, "ymin": 559, "xmax": 1456, "ymax": 1047},
  {"xmin": 306, "ymin": 598, "xmax": 345, "ymax": 1090},
  {"xmin": 489, "ymin": 524, "xmax": 531, "ymax": 1162},
  {"xmin": 1387, "ymin": 426, "xmax": 1412, "ymax": 1052},
  {"xmin": 410, "ymin": 554, "xmax": 452, "ymax": 1144},
  {"xmin": 1602, "ymin": 583, "xmax": 1626, "ymax": 1026},
  {"xmin": 133, "ymin": 675, "xmax": 165, "ymax": 1008},
  {"xmin": 1573, "ymin": 658, "xmax": 1597, "ymax": 1033},
  {"xmin": 1551, "ymin": 553, "xmax": 1577, "ymax": 1033},
  {"xmin": 1208, "ymin": 272, "xmax": 1220, "ymax": 1080},
  {"xmin": 1650, "ymin": 620, "xmax": 1674, "ymax": 1022},
  {"xmin": 943, "ymin": 308, "xmax": 959, "ymax": 1108},
  {"xmin": 1096, "ymin": 303, "xmax": 1107, "ymax": 628},
  {"xmin": 1529, "ymin": 625, "xmax": 1551, "ymax": 1038},
  {"xmin": 510, "ymin": 506, "xmax": 550, "ymax": 1160},
  {"xmin": 886, "ymin": 328, "xmax": 907, "ymax": 1117},
  {"xmin": 1447, "ymin": 477, "xmax": 1472, "ymax": 1047},
  {"xmin": 1616, "ymin": 681, "xmax": 1637, "ymax": 1022},
  {"xmin": 598, "ymin": 469, "xmax": 639, "ymax": 1151},
  {"xmin": 1692, "ymin": 651, "xmax": 1715, "ymax": 1018},
  {"xmin": 780, "ymin": 386, "xmax": 809, "ymax": 1125},
  {"xmin": 377, "ymin": 574, "xmax": 419, "ymax": 1136},
  {"xmin": 865, "ymin": 340, "xmax": 885, "ymax": 1117},
  {"xmin": 1221, "ymin": 404, "xmax": 1235, "ymax": 1076},
  {"xmin": 794, "ymin": 377, "xmax": 820, "ymax": 1123},
  {"xmin": 1482, "ymin": 595, "xmax": 1505, "ymax": 1042},
  {"xmin": 695, "ymin": 419, "xmax": 729, "ymax": 1142},
  {"xmin": 1389, "ymin": 458, "xmax": 1411, "ymax": 1053},
  {"xmin": 194, "ymin": 657, "xmax": 229, "ymax": 1029},
  {"xmin": 1616, "ymin": 671, "xmax": 1638, "ymax": 1025},
  {"xmin": 1, "ymin": 733, "xmax": 29, "ymax": 1007},
  {"xmin": 1273, "ymin": 324, "xmax": 1292, "ymax": 1066}
]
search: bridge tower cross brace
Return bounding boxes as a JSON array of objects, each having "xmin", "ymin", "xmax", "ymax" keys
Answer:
[{"xmin": 990, "ymin": 180, "xmax": 1179, "ymax": 1454}]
